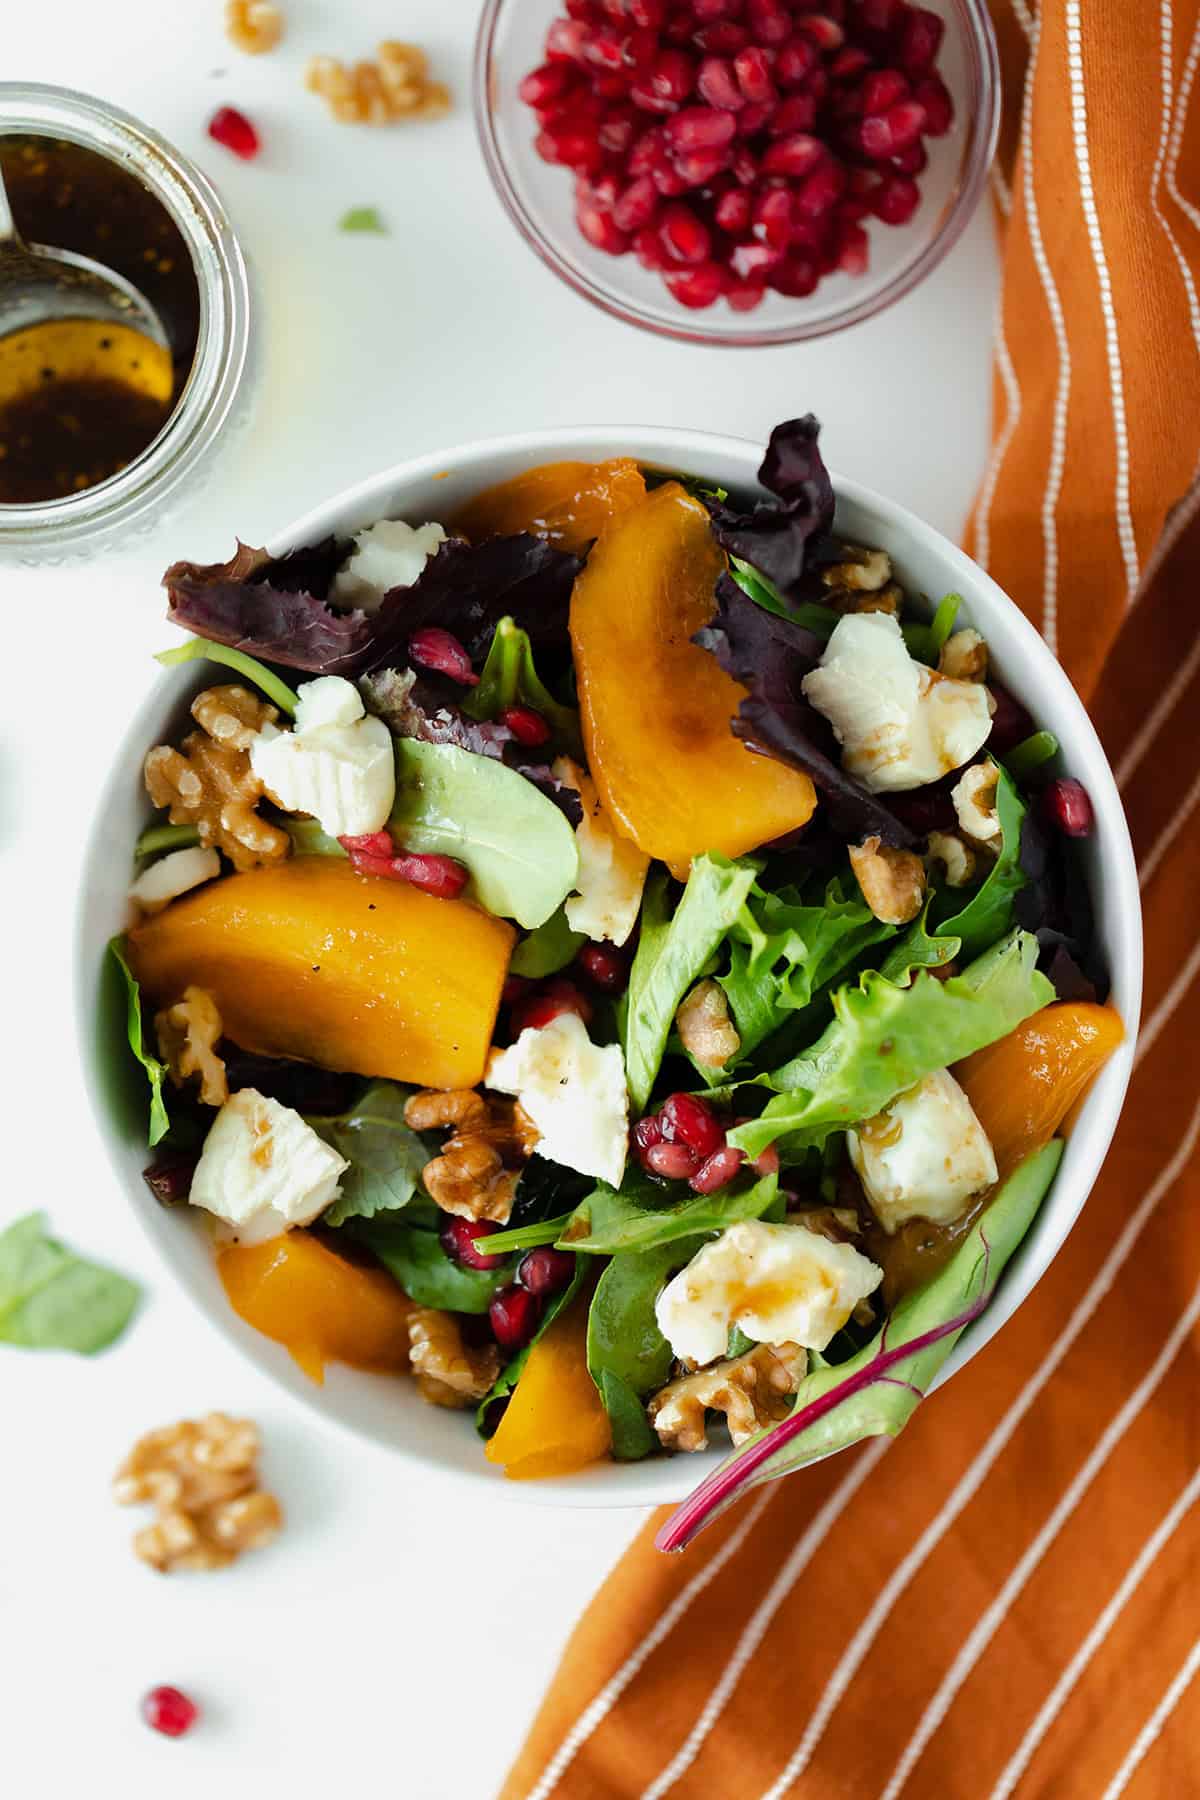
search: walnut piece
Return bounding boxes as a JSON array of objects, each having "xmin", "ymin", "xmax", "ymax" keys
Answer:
[
  {"xmin": 675, "ymin": 978, "xmax": 740, "ymax": 1069},
  {"xmin": 306, "ymin": 41, "xmax": 450, "ymax": 124},
  {"xmin": 144, "ymin": 685, "xmax": 289, "ymax": 873},
  {"xmin": 830, "ymin": 580, "xmax": 903, "ymax": 618},
  {"xmin": 114, "ymin": 1413, "xmax": 282, "ymax": 1573},
  {"xmin": 155, "ymin": 985, "xmax": 228, "ymax": 1107},
  {"xmin": 225, "ymin": 0, "xmax": 283, "ymax": 54},
  {"xmin": 952, "ymin": 761, "xmax": 1002, "ymax": 846},
  {"xmin": 927, "ymin": 829, "xmax": 978, "ymax": 888},
  {"xmin": 408, "ymin": 1307, "xmax": 500, "ymax": 1409},
  {"xmin": 649, "ymin": 1343, "xmax": 808, "ymax": 1453},
  {"xmin": 405, "ymin": 1089, "xmax": 535, "ymax": 1224},
  {"xmin": 822, "ymin": 545, "xmax": 892, "ymax": 592},
  {"xmin": 849, "ymin": 834, "xmax": 926, "ymax": 925},
  {"xmin": 938, "ymin": 628, "xmax": 988, "ymax": 682}
]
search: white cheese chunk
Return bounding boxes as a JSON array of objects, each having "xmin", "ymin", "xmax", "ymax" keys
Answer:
[
  {"xmin": 486, "ymin": 1012, "xmax": 628, "ymax": 1188},
  {"xmin": 847, "ymin": 1068, "xmax": 998, "ymax": 1236},
  {"xmin": 250, "ymin": 676, "xmax": 395, "ymax": 839},
  {"xmin": 554, "ymin": 757, "xmax": 650, "ymax": 947},
  {"xmin": 332, "ymin": 518, "xmax": 447, "ymax": 613},
  {"xmin": 801, "ymin": 612, "xmax": 993, "ymax": 792},
  {"xmin": 655, "ymin": 1220, "xmax": 883, "ymax": 1368},
  {"xmin": 128, "ymin": 845, "xmax": 221, "ymax": 914},
  {"xmin": 190, "ymin": 1089, "xmax": 348, "ymax": 1245}
]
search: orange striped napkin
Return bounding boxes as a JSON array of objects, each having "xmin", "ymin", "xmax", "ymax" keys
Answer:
[{"xmin": 502, "ymin": 4, "xmax": 1200, "ymax": 1795}]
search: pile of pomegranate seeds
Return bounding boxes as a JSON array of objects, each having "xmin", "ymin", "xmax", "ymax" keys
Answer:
[
  {"xmin": 520, "ymin": 0, "xmax": 954, "ymax": 312},
  {"xmin": 634, "ymin": 1092, "xmax": 743, "ymax": 1191}
]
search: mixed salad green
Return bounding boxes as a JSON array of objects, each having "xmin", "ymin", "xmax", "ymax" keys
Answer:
[{"xmin": 109, "ymin": 416, "xmax": 1117, "ymax": 1543}]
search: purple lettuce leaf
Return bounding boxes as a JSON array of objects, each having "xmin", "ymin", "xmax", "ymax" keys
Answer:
[
  {"xmin": 695, "ymin": 573, "xmax": 918, "ymax": 850},
  {"xmin": 705, "ymin": 414, "xmax": 837, "ymax": 599}
]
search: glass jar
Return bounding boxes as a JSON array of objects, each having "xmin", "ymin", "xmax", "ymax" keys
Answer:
[{"xmin": 0, "ymin": 83, "xmax": 252, "ymax": 559}]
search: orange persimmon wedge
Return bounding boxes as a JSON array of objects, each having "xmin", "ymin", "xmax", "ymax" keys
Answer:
[
  {"xmin": 485, "ymin": 1296, "xmax": 612, "ymax": 1480},
  {"xmin": 956, "ymin": 1001, "xmax": 1125, "ymax": 1176},
  {"xmin": 128, "ymin": 856, "xmax": 515, "ymax": 1090},
  {"xmin": 219, "ymin": 1232, "xmax": 414, "ymax": 1384},
  {"xmin": 570, "ymin": 482, "xmax": 817, "ymax": 877},
  {"xmin": 454, "ymin": 458, "xmax": 646, "ymax": 554}
]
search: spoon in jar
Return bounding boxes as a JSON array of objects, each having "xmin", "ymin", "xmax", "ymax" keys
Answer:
[{"xmin": 0, "ymin": 158, "xmax": 169, "ymax": 345}]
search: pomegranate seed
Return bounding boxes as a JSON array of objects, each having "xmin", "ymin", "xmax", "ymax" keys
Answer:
[
  {"xmin": 747, "ymin": 0, "xmax": 792, "ymax": 45},
  {"xmin": 408, "ymin": 625, "xmax": 478, "ymax": 685},
  {"xmin": 502, "ymin": 973, "xmax": 531, "ymax": 1006},
  {"xmin": 578, "ymin": 941, "xmax": 630, "ymax": 990},
  {"xmin": 634, "ymin": 1113, "xmax": 665, "ymax": 1150},
  {"xmin": 520, "ymin": 63, "xmax": 577, "ymax": 108},
  {"xmin": 339, "ymin": 829, "xmax": 395, "ymax": 860},
  {"xmin": 629, "ymin": 123, "xmax": 669, "ymax": 172},
  {"xmin": 567, "ymin": 0, "xmax": 599, "ymax": 17},
  {"xmin": 762, "ymin": 132, "xmax": 826, "ymax": 177},
  {"xmin": 665, "ymin": 104, "xmax": 737, "ymax": 148},
  {"xmin": 547, "ymin": 18, "xmax": 590, "ymax": 59},
  {"xmin": 634, "ymin": 223, "xmax": 675, "ymax": 267},
  {"xmin": 538, "ymin": 120, "xmax": 605, "ymax": 168},
  {"xmin": 630, "ymin": 0, "xmax": 667, "ymax": 23},
  {"xmin": 518, "ymin": 1246, "xmax": 576, "ymax": 1295},
  {"xmin": 577, "ymin": 200, "xmax": 633, "ymax": 251},
  {"xmin": 142, "ymin": 1686, "xmax": 199, "ymax": 1738},
  {"xmin": 664, "ymin": 262, "xmax": 726, "ymax": 306},
  {"xmin": 804, "ymin": 64, "xmax": 830, "ymax": 103},
  {"xmin": 730, "ymin": 238, "xmax": 784, "ymax": 277},
  {"xmin": 753, "ymin": 185, "xmax": 793, "ymax": 245},
  {"xmin": 499, "ymin": 704, "xmax": 552, "ymax": 746},
  {"xmin": 770, "ymin": 93, "xmax": 817, "ymax": 134},
  {"xmin": 714, "ymin": 185, "xmax": 753, "ymax": 231},
  {"xmin": 441, "ymin": 1217, "xmax": 509, "ymax": 1271},
  {"xmin": 583, "ymin": 23, "xmax": 628, "ymax": 71},
  {"xmin": 693, "ymin": 20, "xmax": 749, "ymax": 53},
  {"xmin": 889, "ymin": 140, "xmax": 928, "ymax": 174},
  {"xmin": 900, "ymin": 7, "xmax": 944, "ymax": 73},
  {"xmin": 796, "ymin": 13, "xmax": 844, "ymax": 50},
  {"xmin": 734, "ymin": 100, "xmax": 775, "ymax": 137},
  {"xmin": 207, "ymin": 106, "xmax": 259, "ymax": 160},
  {"xmin": 752, "ymin": 1142, "xmax": 781, "ymax": 1176},
  {"xmin": 913, "ymin": 74, "xmax": 954, "ymax": 136},
  {"xmin": 733, "ymin": 46, "xmax": 776, "ymax": 105},
  {"xmin": 659, "ymin": 199, "xmax": 712, "ymax": 261},
  {"xmin": 872, "ymin": 171, "xmax": 919, "ymax": 223},
  {"xmin": 771, "ymin": 252, "xmax": 819, "ymax": 295},
  {"xmin": 646, "ymin": 1140, "xmax": 701, "ymax": 1179},
  {"xmin": 1042, "ymin": 778, "xmax": 1095, "ymax": 838},
  {"xmin": 861, "ymin": 69, "xmax": 909, "ymax": 115},
  {"xmin": 513, "ymin": 978, "xmax": 593, "ymax": 1034},
  {"xmin": 648, "ymin": 46, "xmax": 697, "ymax": 102},
  {"xmin": 689, "ymin": 1145, "xmax": 746, "ymax": 1193},
  {"xmin": 775, "ymin": 38, "xmax": 818, "ymax": 86},
  {"xmin": 830, "ymin": 46, "xmax": 871, "ymax": 80},
  {"xmin": 858, "ymin": 0, "xmax": 898, "ymax": 28},
  {"xmin": 671, "ymin": 144, "xmax": 730, "ymax": 184},
  {"xmin": 599, "ymin": 111, "xmax": 637, "ymax": 151},
  {"xmin": 389, "ymin": 852, "xmax": 470, "ymax": 898},
  {"xmin": 796, "ymin": 158, "xmax": 845, "ymax": 217},
  {"xmin": 613, "ymin": 173, "xmax": 661, "ymax": 228},
  {"xmin": 490, "ymin": 1283, "xmax": 541, "ymax": 1351},
  {"xmin": 660, "ymin": 1092, "xmax": 726, "ymax": 1158},
  {"xmin": 143, "ymin": 1153, "xmax": 198, "ymax": 1206},
  {"xmin": 730, "ymin": 144, "xmax": 759, "ymax": 182},
  {"xmin": 726, "ymin": 279, "xmax": 766, "ymax": 311},
  {"xmin": 838, "ymin": 221, "xmax": 870, "ymax": 274},
  {"xmin": 698, "ymin": 55, "xmax": 745, "ymax": 109}
]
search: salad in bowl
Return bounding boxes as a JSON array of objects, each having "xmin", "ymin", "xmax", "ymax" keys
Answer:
[{"xmin": 101, "ymin": 418, "xmax": 1131, "ymax": 1544}]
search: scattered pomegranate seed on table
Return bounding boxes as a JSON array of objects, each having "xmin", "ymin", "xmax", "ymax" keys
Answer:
[
  {"xmin": 490, "ymin": 1282, "xmax": 542, "ymax": 1350},
  {"xmin": 206, "ymin": 106, "xmax": 260, "ymax": 160},
  {"xmin": 1042, "ymin": 777, "xmax": 1095, "ymax": 838},
  {"xmin": 521, "ymin": 0, "xmax": 954, "ymax": 311},
  {"xmin": 407, "ymin": 626, "xmax": 478, "ymax": 685},
  {"xmin": 141, "ymin": 1685, "xmax": 199, "ymax": 1738},
  {"xmin": 441, "ymin": 1217, "xmax": 509, "ymax": 1270}
]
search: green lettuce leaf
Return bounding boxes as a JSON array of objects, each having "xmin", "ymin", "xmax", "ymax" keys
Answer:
[
  {"xmin": 875, "ymin": 902, "xmax": 961, "ymax": 986},
  {"xmin": 562, "ymin": 1171, "xmax": 781, "ymax": 1255},
  {"xmin": 108, "ymin": 937, "xmax": 170, "ymax": 1147},
  {"xmin": 463, "ymin": 615, "xmax": 583, "ymax": 755},
  {"xmin": 623, "ymin": 855, "xmax": 760, "ymax": 1111},
  {"xmin": 476, "ymin": 1254, "xmax": 586, "ymax": 1433},
  {"xmin": 510, "ymin": 905, "xmax": 587, "ymax": 979},
  {"xmin": 932, "ymin": 759, "xmax": 1028, "ymax": 959},
  {"xmin": 729, "ymin": 929, "xmax": 1054, "ymax": 1158},
  {"xmin": 0, "ymin": 1213, "xmax": 139, "ymax": 1354},
  {"xmin": 308, "ymin": 1082, "xmax": 428, "ymax": 1226},
  {"xmin": 717, "ymin": 875, "xmax": 896, "ymax": 1066},
  {"xmin": 658, "ymin": 1142, "xmax": 1062, "ymax": 1549},
  {"xmin": 390, "ymin": 738, "xmax": 579, "ymax": 929},
  {"xmin": 351, "ymin": 1219, "xmax": 513, "ymax": 1312}
]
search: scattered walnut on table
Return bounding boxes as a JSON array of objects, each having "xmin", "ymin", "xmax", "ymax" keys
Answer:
[
  {"xmin": 305, "ymin": 41, "xmax": 450, "ymax": 125},
  {"xmin": 114, "ymin": 1412, "xmax": 282, "ymax": 1573},
  {"xmin": 408, "ymin": 1307, "xmax": 500, "ymax": 1409},
  {"xmin": 155, "ymin": 985, "xmax": 228, "ymax": 1107},
  {"xmin": 675, "ymin": 978, "xmax": 740, "ymax": 1070},
  {"xmin": 225, "ymin": 0, "xmax": 283, "ymax": 55},
  {"xmin": 849, "ymin": 834, "xmax": 926, "ymax": 926},
  {"xmin": 144, "ymin": 685, "xmax": 289, "ymax": 873},
  {"xmin": 404, "ymin": 1089, "xmax": 536, "ymax": 1224},
  {"xmin": 649, "ymin": 1343, "xmax": 808, "ymax": 1453}
]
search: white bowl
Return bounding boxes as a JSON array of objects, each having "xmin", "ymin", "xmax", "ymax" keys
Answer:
[{"xmin": 76, "ymin": 425, "xmax": 1142, "ymax": 1508}]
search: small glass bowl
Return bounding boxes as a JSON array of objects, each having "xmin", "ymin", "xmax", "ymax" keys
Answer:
[{"xmin": 474, "ymin": 0, "xmax": 999, "ymax": 346}]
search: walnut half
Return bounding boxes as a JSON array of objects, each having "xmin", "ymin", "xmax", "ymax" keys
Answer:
[
  {"xmin": 155, "ymin": 986, "xmax": 228, "ymax": 1107},
  {"xmin": 408, "ymin": 1308, "xmax": 500, "ymax": 1409},
  {"xmin": 144, "ymin": 685, "xmax": 289, "ymax": 873},
  {"xmin": 114, "ymin": 1413, "xmax": 283, "ymax": 1573},
  {"xmin": 849, "ymin": 834, "xmax": 926, "ymax": 925},
  {"xmin": 650, "ymin": 1343, "xmax": 808, "ymax": 1453},
  {"xmin": 675, "ymin": 978, "xmax": 740, "ymax": 1070},
  {"xmin": 404, "ymin": 1089, "xmax": 535, "ymax": 1224}
]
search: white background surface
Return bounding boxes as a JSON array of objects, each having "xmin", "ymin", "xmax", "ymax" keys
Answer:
[{"xmin": 1, "ymin": 4, "xmax": 998, "ymax": 1794}]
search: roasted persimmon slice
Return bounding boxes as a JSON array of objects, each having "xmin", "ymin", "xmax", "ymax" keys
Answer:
[
  {"xmin": 569, "ymin": 482, "xmax": 817, "ymax": 876},
  {"xmin": 484, "ymin": 1295, "xmax": 612, "ymax": 1480},
  {"xmin": 219, "ymin": 1232, "xmax": 414, "ymax": 1384},
  {"xmin": 454, "ymin": 458, "xmax": 646, "ymax": 554},
  {"xmin": 956, "ymin": 1001, "xmax": 1125, "ymax": 1175}
]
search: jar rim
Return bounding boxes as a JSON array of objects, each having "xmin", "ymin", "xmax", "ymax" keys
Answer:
[{"xmin": 0, "ymin": 83, "xmax": 251, "ymax": 553}]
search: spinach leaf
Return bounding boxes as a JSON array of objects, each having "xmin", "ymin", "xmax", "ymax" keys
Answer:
[
  {"xmin": 510, "ymin": 905, "xmax": 587, "ymax": 979},
  {"xmin": 352, "ymin": 1219, "xmax": 512, "ymax": 1312},
  {"xmin": 587, "ymin": 1241, "xmax": 694, "ymax": 1397},
  {"xmin": 155, "ymin": 637, "xmax": 300, "ymax": 716},
  {"xmin": 390, "ymin": 738, "xmax": 579, "ymax": 929},
  {"xmin": 623, "ymin": 855, "xmax": 760, "ymax": 1111},
  {"xmin": 727, "ymin": 1325, "xmax": 756, "ymax": 1358},
  {"xmin": 598, "ymin": 1370, "xmax": 657, "ymax": 1461},
  {"xmin": 933, "ymin": 760, "xmax": 1028, "ymax": 959},
  {"xmin": 658, "ymin": 1142, "xmax": 1062, "ymax": 1549},
  {"xmin": 563, "ymin": 1172, "xmax": 781, "ymax": 1254},
  {"xmin": 1002, "ymin": 730, "xmax": 1059, "ymax": 782},
  {"xmin": 717, "ymin": 875, "xmax": 896, "ymax": 1066},
  {"xmin": 875, "ymin": 903, "xmax": 961, "ymax": 986},
  {"xmin": 729, "ymin": 929, "xmax": 1054, "ymax": 1158},
  {"xmin": 464, "ymin": 616, "xmax": 583, "ymax": 755},
  {"xmin": 308, "ymin": 1082, "xmax": 428, "ymax": 1226},
  {"xmin": 473, "ymin": 1213, "xmax": 574, "ymax": 1257},
  {"xmin": 0, "ymin": 1213, "xmax": 139, "ymax": 1354},
  {"xmin": 476, "ymin": 1254, "xmax": 586, "ymax": 1433},
  {"xmin": 108, "ymin": 937, "xmax": 170, "ymax": 1147}
]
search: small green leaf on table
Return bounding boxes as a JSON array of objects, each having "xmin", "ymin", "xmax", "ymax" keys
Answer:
[{"xmin": 0, "ymin": 1213, "xmax": 139, "ymax": 1354}]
